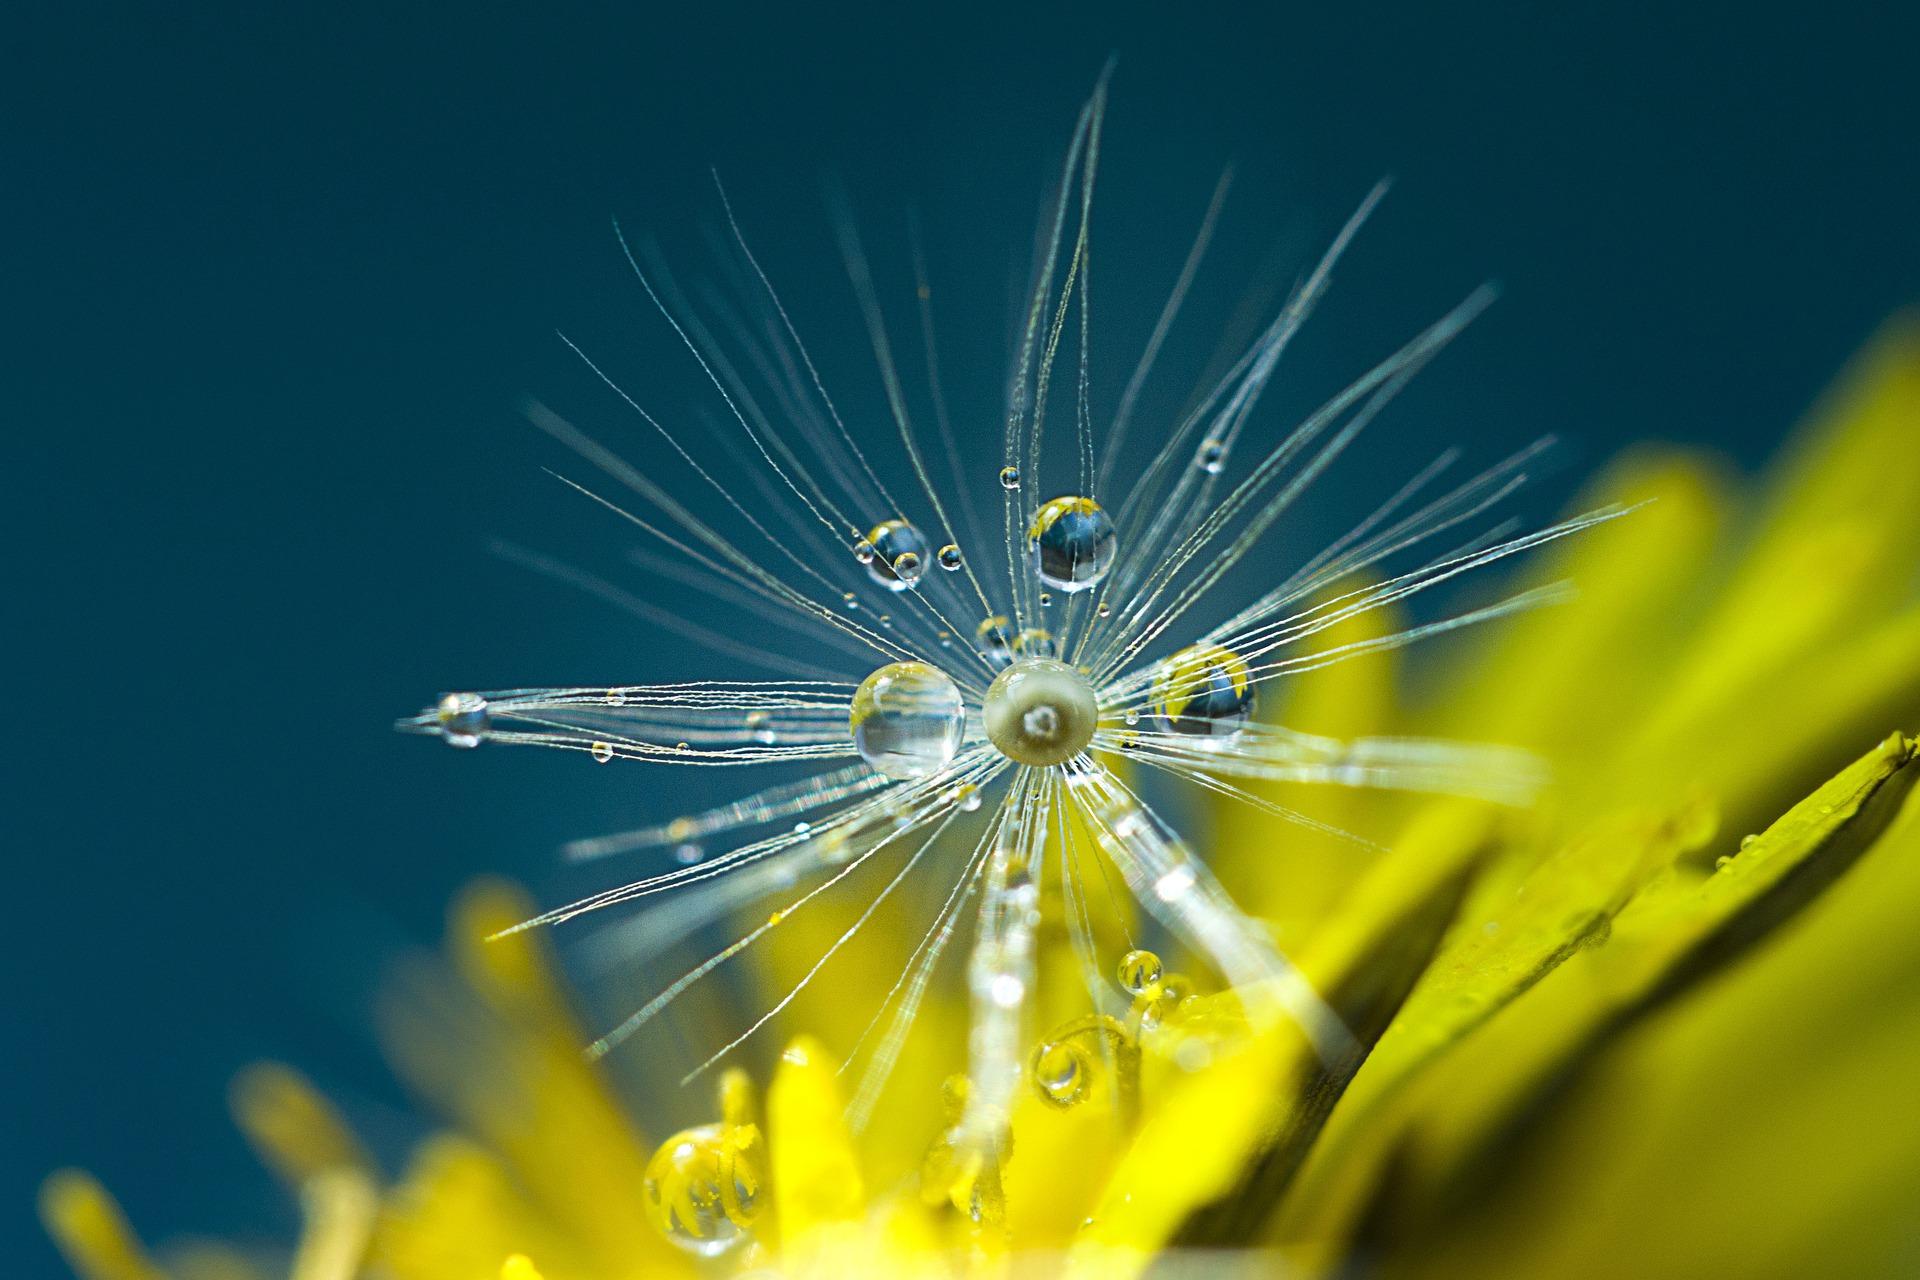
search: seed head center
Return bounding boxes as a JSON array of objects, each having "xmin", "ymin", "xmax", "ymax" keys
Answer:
[{"xmin": 984, "ymin": 658, "xmax": 1099, "ymax": 767}]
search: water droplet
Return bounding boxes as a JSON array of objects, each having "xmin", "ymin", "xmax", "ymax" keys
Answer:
[
  {"xmin": 850, "ymin": 662, "xmax": 966, "ymax": 779},
  {"xmin": 1096, "ymin": 599, "xmax": 1112, "ymax": 619},
  {"xmin": 642, "ymin": 1123, "xmax": 763, "ymax": 1257},
  {"xmin": 1038, "ymin": 590, "xmax": 1053, "ymax": 608},
  {"xmin": 852, "ymin": 538, "xmax": 876, "ymax": 565},
  {"xmin": 1118, "ymin": 948, "xmax": 1164, "ymax": 995},
  {"xmin": 864, "ymin": 519, "xmax": 930, "ymax": 591},
  {"xmin": 674, "ymin": 842, "xmax": 704, "ymax": 865},
  {"xmin": 1032, "ymin": 1041, "xmax": 1089, "ymax": 1107},
  {"xmin": 1740, "ymin": 833, "xmax": 1758, "ymax": 849},
  {"xmin": 590, "ymin": 741, "xmax": 616, "ymax": 764},
  {"xmin": 1123, "ymin": 708, "xmax": 1140, "ymax": 726},
  {"xmin": 947, "ymin": 781, "xmax": 983, "ymax": 812},
  {"xmin": 792, "ymin": 820, "xmax": 812, "ymax": 836},
  {"xmin": 675, "ymin": 741, "xmax": 691, "ymax": 754},
  {"xmin": 977, "ymin": 615, "xmax": 1014, "ymax": 669},
  {"xmin": 842, "ymin": 591, "xmax": 859, "ymax": 611},
  {"xmin": 435, "ymin": 692, "xmax": 490, "ymax": 748},
  {"xmin": 1011, "ymin": 628, "xmax": 1057, "ymax": 659},
  {"xmin": 1027, "ymin": 495, "xmax": 1117, "ymax": 593},
  {"xmin": 744, "ymin": 710, "xmax": 777, "ymax": 745},
  {"xmin": 938, "ymin": 543, "xmax": 964, "ymax": 572},
  {"xmin": 998, "ymin": 465, "xmax": 1021, "ymax": 490},
  {"xmin": 1714, "ymin": 855, "xmax": 1733, "ymax": 871},
  {"xmin": 1150, "ymin": 644, "xmax": 1254, "ymax": 743},
  {"xmin": 1197, "ymin": 439, "xmax": 1226, "ymax": 474}
]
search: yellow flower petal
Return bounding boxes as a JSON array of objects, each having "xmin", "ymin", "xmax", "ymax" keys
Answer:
[
  {"xmin": 229, "ymin": 1062, "xmax": 372, "ymax": 1190},
  {"xmin": 37, "ymin": 1170, "xmax": 167, "ymax": 1280},
  {"xmin": 767, "ymin": 1037, "xmax": 866, "ymax": 1243}
]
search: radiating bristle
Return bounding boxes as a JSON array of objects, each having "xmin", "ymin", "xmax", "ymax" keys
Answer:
[{"xmin": 403, "ymin": 69, "xmax": 1624, "ymax": 1170}]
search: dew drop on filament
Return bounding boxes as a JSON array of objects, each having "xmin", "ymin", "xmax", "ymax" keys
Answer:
[
  {"xmin": 863, "ymin": 519, "xmax": 931, "ymax": 591},
  {"xmin": 435, "ymin": 692, "xmax": 490, "ymax": 748},
  {"xmin": 1149, "ymin": 643, "xmax": 1255, "ymax": 742},
  {"xmin": 999, "ymin": 465, "xmax": 1021, "ymax": 490},
  {"xmin": 850, "ymin": 662, "xmax": 966, "ymax": 779},
  {"xmin": 1028, "ymin": 496, "xmax": 1117, "ymax": 592}
]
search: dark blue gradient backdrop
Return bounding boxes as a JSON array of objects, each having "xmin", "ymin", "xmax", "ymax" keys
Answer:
[{"xmin": 7, "ymin": 3, "xmax": 1917, "ymax": 1272}]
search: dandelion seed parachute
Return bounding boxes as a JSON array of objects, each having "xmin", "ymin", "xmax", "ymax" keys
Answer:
[{"xmin": 400, "ymin": 70, "xmax": 1624, "ymax": 1251}]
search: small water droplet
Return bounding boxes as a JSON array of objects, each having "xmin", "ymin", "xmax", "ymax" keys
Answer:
[
  {"xmin": 864, "ymin": 520, "xmax": 930, "ymax": 590},
  {"xmin": 792, "ymin": 821, "xmax": 812, "ymax": 836},
  {"xmin": 842, "ymin": 592, "xmax": 859, "ymax": 611},
  {"xmin": 1032, "ymin": 1041, "xmax": 1088, "ymax": 1106},
  {"xmin": 435, "ymin": 692, "xmax": 490, "ymax": 748},
  {"xmin": 937, "ymin": 544, "xmax": 963, "ymax": 572},
  {"xmin": 1118, "ymin": 948, "xmax": 1163, "ymax": 994},
  {"xmin": 1038, "ymin": 590, "xmax": 1053, "ymax": 608},
  {"xmin": 999, "ymin": 465, "xmax": 1021, "ymax": 490},
  {"xmin": 1714, "ymin": 855, "xmax": 1733, "ymax": 871},
  {"xmin": 1740, "ymin": 833, "xmax": 1757, "ymax": 849},
  {"xmin": 675, "ymin": 741, "xmax": 691, "ymax": 754},
  {"xmin": 1097, "ymin": 600, "xmax": 1112, "ymax": 618},
  {"xmin": 852, "ymin": 539, "xmax": 876, "ymax": 564},
  {"xmin": 674, "ymin": 842, "xmax": 703, "ymax": 865},
  {"xmin": 1197, "ymin": 439, "xmax": 1226, "ymax": 474},
  {"xmin": 1123, "ymin": 708, "xmax": 1140, "ymax": 726},
  {"xmin": 590, "ymin": 741, "xmax": 615, "ymax": 764}
]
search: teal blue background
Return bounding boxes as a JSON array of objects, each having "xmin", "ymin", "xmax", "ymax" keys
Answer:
[{"xmin": 8, "ymin": 1, "xmax": 1918, "ymax": 1271}]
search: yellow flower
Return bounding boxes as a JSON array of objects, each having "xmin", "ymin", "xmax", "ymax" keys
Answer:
[{"xmin": 43, "ymin": 318, "xmax": 1920, "ymax": 1277}]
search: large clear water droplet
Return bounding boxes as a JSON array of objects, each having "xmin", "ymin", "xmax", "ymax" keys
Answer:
[
  {"xmin": 863, "ymin": 519, "xmax": 931, "ymax": 591},
  {"xmin": 642, "ymin": 1123, "xmax": 763, "ymax": 1257},
  {"xmin": 1149, "ymin": 643, "xmax": 1254, "ymax": 742},
  {"xmin": 1028, "ymin": 496, "xmax": 1117, "ymax": 593},
  {"xmin": 851, "ymin": 662, "xmax": 965, "ymax": 778}
]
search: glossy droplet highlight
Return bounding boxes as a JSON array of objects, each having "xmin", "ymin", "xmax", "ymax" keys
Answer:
[
  {"xmin": 851, "ymin": 662, "xmax": 966, "ymax": 779},
  {"xmin": 1028, "ymin": 495, "xmax": 1117, "ymax": 593},
  {"xmin": 977, "ymin": 615, "xmax": 1014, "ymax": 669},
  {"xmin": 1118, "ymin": 948, "xmax": 1163, "ymax": 995},
  {"xmin": 642, "ymin": 1123, "xmax": 764, "ymax": 1257},
  {"xmin": 435, "ymin": 692, "xmax": 490, "ymax": 748},
  {"xmin": 1150, "ymin": 643, "xmax": 1254, "ymax": 742},
  {"xmin": 864, "ymin": 519, "xmax": 931, "ymax": 591},
  {"xmin": 983, "ymin": 658, "xmax": 1099, "ymax": 767},
  {"xmin": 1031, "ymin": 1041, "xmax": 1089, "ymax": 1107},
  {"xmin": 1012, "ymin": 628, "xmax": 1057, "ymax": 659}
]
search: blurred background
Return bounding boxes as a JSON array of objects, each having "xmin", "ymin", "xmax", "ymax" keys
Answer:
[{"xmin": 6, "ymin": 1, "xmax": 1918, "ymax": 1272}]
